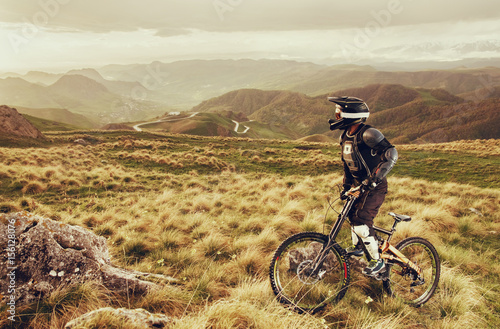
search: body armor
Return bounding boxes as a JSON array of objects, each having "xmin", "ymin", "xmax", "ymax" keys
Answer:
[{"xmin": 340, "ymin": 124, "xmax": 398, "ymax": 185}]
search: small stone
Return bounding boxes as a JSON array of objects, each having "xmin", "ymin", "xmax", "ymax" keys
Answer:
[
  {"xmin": 58, "ymin": 271, "xmax": 65, "ymax": 277},
  {"xmin": 49, "ymin": 270, "xmax": 57, "ymax": 277},
  {"xmin": 468, "ymin": 208, "xmax": 484, "ymax": 216}
]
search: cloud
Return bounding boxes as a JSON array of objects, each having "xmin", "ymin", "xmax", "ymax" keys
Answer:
[
  {"xmin": 0, "ymin": 0, "xmax": 499, "ymax": 35},
  {"xmin": 0, "ymin": 0, "xmax": 499, "ymax": 72}
]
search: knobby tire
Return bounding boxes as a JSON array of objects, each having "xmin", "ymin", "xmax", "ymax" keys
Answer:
[
  {"xmin": 383, "ymin": 236, "xmax": 441, "ymax": 306},
  {"xmin": 269, "ymin": 232, "xmax": 350, "ymax": 313}
]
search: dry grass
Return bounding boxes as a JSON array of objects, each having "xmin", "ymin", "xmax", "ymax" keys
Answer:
[
  {"xmin": 398, "ymin": 138, "xmax": 500, "ymax": 156},
  {"xmin": 0, "ymin": 136, "xmax": 499, "ymax": 328}
]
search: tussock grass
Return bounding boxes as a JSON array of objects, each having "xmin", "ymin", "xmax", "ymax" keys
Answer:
[{"xmin": 0, "ymin": 133, "xmax": 498, "ymax": 328}]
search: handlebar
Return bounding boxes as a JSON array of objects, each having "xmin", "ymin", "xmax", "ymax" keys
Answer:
[{"xmin": 343, "ymin": 185, "xmax": 365, "ymax": 200}]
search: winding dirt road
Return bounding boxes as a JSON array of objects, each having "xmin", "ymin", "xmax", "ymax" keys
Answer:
[{"xmin": 133, "ymin": 112, "xmax": 199, "ymax": 131}]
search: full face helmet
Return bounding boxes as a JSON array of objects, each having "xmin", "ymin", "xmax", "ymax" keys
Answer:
[{"xmin": 328, "ymin": 96, "xmax": 370, "ymax": 130}]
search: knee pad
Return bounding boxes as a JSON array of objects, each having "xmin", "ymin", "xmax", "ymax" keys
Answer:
[
  {"xmin": 352, "ymin": 224, "xmax": 370, "ymax": 239},
  {"xmin": 353, "ymin": 225, "xmax": 380, "ymax": 259}
]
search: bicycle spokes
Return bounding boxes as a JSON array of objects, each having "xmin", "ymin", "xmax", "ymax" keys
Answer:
[
  {"xmin": 383, "ymin": 237, "xmax": 440, "ymax": 306},
  {"xmin": 269, "ymin": 232, "xmax": 350, "ymax": 312}
]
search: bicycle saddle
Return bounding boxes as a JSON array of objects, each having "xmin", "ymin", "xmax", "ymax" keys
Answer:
[{"xmin": 388, "ymin": 212, "xmax": 412, "ymax": 222}]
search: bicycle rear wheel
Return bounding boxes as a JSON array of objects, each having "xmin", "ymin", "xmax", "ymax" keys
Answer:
[
  {"xmin": 269, "ymin": 232, "xmax": 350, "ymax": 313},
  {"xmin": 383, "ymin": 237, "xmax": 440, "ymax": 306}
]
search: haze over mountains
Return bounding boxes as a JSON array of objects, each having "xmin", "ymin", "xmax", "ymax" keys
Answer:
[{"xmin": 1, "ymin": 59, "xmax": 499, "ymax": 143}]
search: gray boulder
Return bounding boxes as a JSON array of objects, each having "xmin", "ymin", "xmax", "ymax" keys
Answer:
[{"xmin": 0, "ymin": 212, "xmax": 177, "ymax": 305}]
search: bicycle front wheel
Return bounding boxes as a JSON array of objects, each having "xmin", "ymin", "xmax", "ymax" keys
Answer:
[
  {"xmin": 269, "ymin": 232, "xmax": 350, "ymax": 313},
  {"xmin": 383, "ymin": 237, "xmax": 440, "ymax": 306}
]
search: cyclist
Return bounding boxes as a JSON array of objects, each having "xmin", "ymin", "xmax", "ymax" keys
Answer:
[{"xmin": 328, "ymin": 96, "xmax": 398, "ymax": 278}]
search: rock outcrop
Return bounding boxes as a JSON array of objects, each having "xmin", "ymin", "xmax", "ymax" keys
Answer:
[
  {"xmin": 0, "ymin": 212, "xmax": 177, "ymax": 305},
  {"xmin": 65, "ymin": 307, "xmax": 172, "ymax": 329},
  {"xmin": 0, "ymin": 105, "xmax": 45, "ymax": 139}
]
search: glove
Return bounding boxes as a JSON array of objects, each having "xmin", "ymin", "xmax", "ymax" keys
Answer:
[
  {"xmin": 340, "ymin": 185, "xmax": 350, "ymax": 200},
  {"xmin": 328, "ymin": 119, "xmax": 337, "ymax": 130},
  {"xmin": 361, "ymin": 178, "xmax": 378, "ymax": 191}
]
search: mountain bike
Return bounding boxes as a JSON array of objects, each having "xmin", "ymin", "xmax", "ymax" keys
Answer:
[{"xmin": 269, "ymin": 185, "xmax": 441, "ymax": 313}]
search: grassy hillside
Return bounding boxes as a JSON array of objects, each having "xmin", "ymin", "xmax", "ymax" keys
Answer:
[
  {"xmin": 21, "ymin": 114, "xmax": 85, "ymax": 132},
  {"xmin": 190, "ymin": 84, "xmax": 500, "ymax": 143},
  {"xmin": 17, "ymin": 106, "xmax": 98, "ymax": 129},
  {"xmin": 0, "ymin": 131, "xmax": 499, "ymax": 328},
  {"xmin": 136, "ymin": 112, "xmax": 298, "ymax": 140}
]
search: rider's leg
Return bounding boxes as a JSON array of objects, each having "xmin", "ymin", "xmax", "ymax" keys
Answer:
[
  {"xmin": 352, "ymin": 224, "xmax": 379, "ymax": 259},
  {"xmin": 345, "ymin": 227, "xmax": 364, "ymax": 257},
  {"xmin": 349, "ymin": 180, "xmax": 388, "ymax": 275},
  {"xmin": 352, "ymin": 224, "xmax": 385, "ymax": 275}
]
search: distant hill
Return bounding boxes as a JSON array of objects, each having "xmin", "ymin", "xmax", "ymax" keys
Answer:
[
  {"xmin": 459, "ymin": 86, "xmax": 500, "ymax": 101},
  {"xmin": 99, "ymin": 59, "xmax": 500, "ymax": 107},
  {"xmin": 66, "ymin": 68, "xmax": 147, "ymax": 97},
  {"xmin": 371, "ymin": 98, "xmax": 500, "ymax": 143},
  {"xmin": 191, "ymin": 84, "xmax": 500, "ymax": 143},
  {"xmin": 22, "ymin": 114, "xmax": 82, "ymax": 132},
  {"xmin": 98, "ymin": 59, "xmax": 327, "ymax": 109},
  {"xmin": 0, "ymin": 71, "xmax": 62, "ymax": 85},
  {"xmin": 136, "ymin": 111, "xmax": 297, "ymax": 140},
  {"xmin": 288, "ymin": 65, "xmax": 500, "ymax": 97},
  {"xmin": 0, "ymin": 75, "xmax": 167, "ymax": 125},
  {"xmin": 192, "ymin": 89, "xmax": 332, "ymax": 135},
  {"xmin": 48, "ymin": 75, "xmax": 111, "ymax": 100},
  {"xmin": 1, "ymin": 59, "xmax": 499, "ymax": 132},
  {"xmin": 16, "ymin": 106, "xmax": 97, "ymax": 129}
]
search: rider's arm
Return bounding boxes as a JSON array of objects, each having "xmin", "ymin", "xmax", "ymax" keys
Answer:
[{"xmin": 362, "ymin": 128, "xmax": 398, "ymax": 184}]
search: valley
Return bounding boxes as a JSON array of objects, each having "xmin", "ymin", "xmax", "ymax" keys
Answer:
[{"xmin": 1, "ymin": 59, "xmax": 499, "ymax": 144}]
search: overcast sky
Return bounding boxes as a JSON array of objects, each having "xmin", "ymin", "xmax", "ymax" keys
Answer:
[{"xmin": 1, "ymin": 0, "xmax": 499, "ymax": 73}]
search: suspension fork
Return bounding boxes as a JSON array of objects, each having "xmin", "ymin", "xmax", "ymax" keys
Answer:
[{"xmin": 309, "ymin": 197, "xmax": 356, "ymax": 276}]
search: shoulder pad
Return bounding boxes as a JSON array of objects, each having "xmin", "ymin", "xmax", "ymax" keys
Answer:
[{"xmin": 362, "ymin": 128, "xmax": 385, "ymax": 148}]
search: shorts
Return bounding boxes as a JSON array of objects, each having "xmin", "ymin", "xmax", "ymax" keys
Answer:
[{"xmin": 349, "ymin": 178, "xmax": 388, "ymax": 227}]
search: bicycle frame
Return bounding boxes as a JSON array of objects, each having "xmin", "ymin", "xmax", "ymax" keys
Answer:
[
  {"xmin": 375, "ymin": 227, "xmax": 422, "ymax": 276},
  {"xmin": 310, "ymin": 190, "xmax": 422, "ymax": 278}
]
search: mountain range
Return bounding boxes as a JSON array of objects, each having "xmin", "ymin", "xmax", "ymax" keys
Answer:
[
  {"xmin": 192, "ymin": 84, "xmax": 500, "ymax": 143},
  {"xmin": 0, "ymin": 59, "xmax": 499, "ymax": 142}
]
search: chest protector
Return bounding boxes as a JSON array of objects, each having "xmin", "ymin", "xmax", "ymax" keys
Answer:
[{"xmin": 340, "ymin": 125, "xmax": 385, "ymax": 179}]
